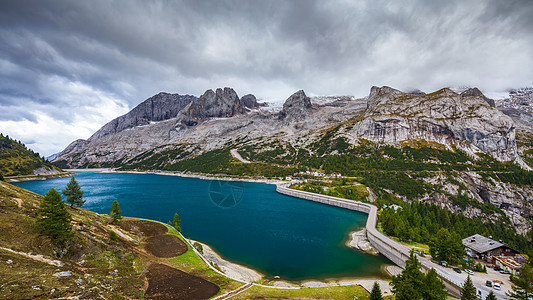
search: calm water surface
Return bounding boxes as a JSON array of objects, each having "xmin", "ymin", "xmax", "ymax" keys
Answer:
[{"xmin": 15, "ymin": 172, "xmax": 390, "ymax": 280}]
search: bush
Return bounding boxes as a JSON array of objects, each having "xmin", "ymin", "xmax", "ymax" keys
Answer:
[
  {"xmin": 109, "ymin": 231, "xmax": 119, "ymax": 242},
  {"xmin": 193, "ymin": 242, "xmax": 203, "ymax": 254}
]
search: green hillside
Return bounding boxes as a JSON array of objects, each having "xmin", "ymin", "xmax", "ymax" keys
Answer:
[{"xmin": 0, "ymin": 133, "xmax": 60, "ymax": 177}]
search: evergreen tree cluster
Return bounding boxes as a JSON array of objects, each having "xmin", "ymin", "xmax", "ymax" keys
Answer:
[
  {"xmin": 391, "ymin": 252, "xmax": 448, "ymax": 300},
  {"xmin": 428, "ymin": 228, "xmax": 465, "ymax": 264},
  {"xmin": 379, "ymin": 198, "xmax": 532, "ymax": 254},
  {"xmin": 0, "ymin": 133, "xmax": 58, "ymax": 176}
]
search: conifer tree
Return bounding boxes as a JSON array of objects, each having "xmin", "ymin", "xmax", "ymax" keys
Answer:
[
  {"xmin": 38, "ymin": 188, "xmax": 73, "ymax": 244},
  {"xmin": 485, "ymin": 291, "xmax": 497, "ymax": 300},
  {"xmin": 422, "ymin": 268, "xmax": 448, "ymax": 300},
  {"xmin": 461, "ymin": 275, "xmax": 477, "ymax": 300},
  {"xmin": 62, "ymin": 176, "xmax": 84, "ymax": 207},
  {"xmin": 369, "ymin": 281, "xmax": 383, "ymax": 300},
  {"xmin": 391, "ymin": 251, "xmax": 425, "ymax": 300},
  {"xmin": 173, "ymin": 212, "xmax": 181, "ymax": 232},
  {"xmin": 110, "ymin": 200, "xmax": 122, "ymax": 223}
]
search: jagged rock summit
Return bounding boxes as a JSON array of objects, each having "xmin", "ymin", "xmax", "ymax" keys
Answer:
[
  {"xmin": 354, "ymin": 86, "xmax": 518, "ymax": 162},
  {"xmin": 460, "ymin": 87, "xmax": 495, "ymax": 107},
  {"xmin": 180, "ymin": 87, "xmax": 246, "ymax": 126},
  {"xmin": 90, "ymin": 92, "xmax": 197, "ymax": 140},
  {"xmin": 278, "ymin": 90, "xmax": 313, "ymax": 121},
  {"xmin": 54, "ymin": 85, "xmax": 528, "ymax": 170}
]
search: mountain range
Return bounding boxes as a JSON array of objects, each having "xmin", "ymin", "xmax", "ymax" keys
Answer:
[{"xmin": 53, "ymin": 86, "xmax": 533, "ymax": 235}]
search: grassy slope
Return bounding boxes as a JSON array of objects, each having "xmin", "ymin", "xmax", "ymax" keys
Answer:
[{"xmin": 0, "ymin": 134, "xmax": 60, "ymax": 176}]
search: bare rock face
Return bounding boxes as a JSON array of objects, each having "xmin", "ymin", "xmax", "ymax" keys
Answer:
[
  {"xmin": 181, "ymin": 87, "xmax": 245, "ymax": 126},
  {"xmin": 56, "ymin": 139, "xmax": 87, "ymax": 158},
  {"xmin": 352, "ymin": 86, "xmax": 518, "ymax": 161},
  {"xmin": 241, "ymin": 94, "xmax": 261, "ymax": 109},
  {"xmin": 278, "ymin": 90, "xmax": 312, "ymax": 121},
  {"xmin": 461, "ymin": 87, "xmax": 495, "ymax": 107},
  {"xmin": 89, "ymin": 92, "xmax": 196, "ymax": 141}
]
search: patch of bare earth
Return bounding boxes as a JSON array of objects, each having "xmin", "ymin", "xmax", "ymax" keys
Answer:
[
  {"xmin": 120, "ymin": 219, "xmax": 220, "ymax": 298},
  {"xmin": 145, "ymin": 263, "xmax": 220, "ymax": 300},
  {"xmin": 145, "ymin": 235, "xmax": 187, "ymax": 258},
  {"xmin": 119, "ymin": 220, "xmax": 168, "ymax": 237}
]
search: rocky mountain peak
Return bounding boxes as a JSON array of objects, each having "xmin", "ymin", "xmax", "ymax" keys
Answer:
[
  {"xmin": 181, "ymin": 87, "xmax": 246, "ymax": 126},
  {"xmin": 241, "ymin": 94, "xmax": 262, "ymax": 109},
  {"xmin": 461, "ymin": 87, "xmax": 495, "ymax": 107},
  {"xmin": 278, "ymin": 90, "xmax": 312, "ymax": 121},
  {"xmin": 354, "ymin": 86, "xmax": 518, "ymax": 162},
  {"xmin": 88, "ymin": 92, "xmax": 197, "ymax": 141}
]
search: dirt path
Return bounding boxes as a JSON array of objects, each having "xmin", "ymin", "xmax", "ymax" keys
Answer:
[
  {"xmin": 230, "ymin": 149, "xmax": 251, "ymax": 163},
  {"xmin": 0, "ymin": 246, "xmax": 62, "ymax": 267},
  {"xmin": 13, "ymin": 197, "xmax": 22, "ymax": 207}
]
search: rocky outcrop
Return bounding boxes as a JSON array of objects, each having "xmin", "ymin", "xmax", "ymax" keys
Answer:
[
  {"xmin": 352, "ymin": 86, "xmax": 517, "ymax": 161},
  {"xmin": 89, "ymin": 92, "xmax": 196, "ymax": 141},
  {"xmin": 56, "ymin": 139, "xmax": 87, "ymax": 158},
  {"xmin": 461, "ymin": 87, "xmax": 495, "ymax": 107},
  {"xmin": 180, "ymin": 88, "xmax": 245, "ymax": 126},
  {"xmin": 278, "ymin": 90, "xmax": 313, "ymax": 121},
  {"xmin": 241, "ymin": 94, "xmax": 262, "ymax": 109}
]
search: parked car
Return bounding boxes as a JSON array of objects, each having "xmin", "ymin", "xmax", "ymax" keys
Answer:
[
  {"xmin": 493, "ymin": 266, "xmax": 501, "ymax": 271},
  {"xmin": 486, "ymin": 280, "xmax": 492, "ymax": 287},
  {"xmin": 499, "ymin": 269, "xmax": 511, "ymax": 275},
  {"xmin": 465, "ymin": 269, "xmax": 474, "ymax": 275},
  {"xmin": 453, "ymin": 268, "xmax": 462, "ymax": 273},
  {"xmin": 493, "ymin": 282, "xmax": 501, "ymax": 290}
]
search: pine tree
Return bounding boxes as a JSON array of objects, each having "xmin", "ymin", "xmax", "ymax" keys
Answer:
[
  {"xmin": 0, "ymin": 172, "xmax": 4, "ymax": 181},
  {"xmin": 422, "ymin": 268, "xmax": 448, "ymax": 300},
  {"xmin": 62, "ymin": 176, "xmax": 85, "ymax": 208},
  {"xmin": 38, "ymin": 188, "xmax": 73, "ymax": 244},
  {"xmin": 461, "ymin": 275, "xmax": 477, "ymax": 300},
  {"xmin": 391, "ymin": 251, "xmax": 425, "ymax": 300},
  {"xmin": 507, "ymin": 264, "xmax": 533, "ymax": 299},
  {"xmin": 369, "ymin": 281, "xmax": 383, "ymax": 300},
  {"xmin": 110, "ymin": 200, "xmax": 122, "ymax": 223},
  {"xmin": 173, "ymin": 212, "xmax": 181, "ymax": 232},
  {"xmin": 485, "ymin": 291, "xmax": 497, "ymax": 300}
]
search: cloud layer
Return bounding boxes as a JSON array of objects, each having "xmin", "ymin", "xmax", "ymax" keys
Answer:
[{"xmin": 0, "ymin": 0, "xmax": 532, "ymax": 155}]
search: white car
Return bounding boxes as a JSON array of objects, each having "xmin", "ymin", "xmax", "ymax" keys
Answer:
[
  {"xmin": 493, "ymin": 282, "xmax": 501, "ymax": 290},
  {"xmin": 465, "ymin": 269, "xmax": 474, "ymax": 275}
]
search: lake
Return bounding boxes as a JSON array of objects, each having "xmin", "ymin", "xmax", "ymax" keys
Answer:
[{"xmin": 14, "ymin": 171, "xmax": 391, "ymax": 280}]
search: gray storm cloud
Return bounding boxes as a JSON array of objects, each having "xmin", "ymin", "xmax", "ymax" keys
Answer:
[{"xmin": 0, "ymin": 0, "xmax": 532, "ymax": 155}]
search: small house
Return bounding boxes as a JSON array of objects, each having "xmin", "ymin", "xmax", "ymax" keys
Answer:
[{"xmin": 462, "ymin": 234, "xmax": 520, "ymax": 262}]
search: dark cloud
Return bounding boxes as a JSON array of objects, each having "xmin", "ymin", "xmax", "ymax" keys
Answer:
[{"xmin": 0, "ymin": 0, "xmax": 532, "ymax": 155}]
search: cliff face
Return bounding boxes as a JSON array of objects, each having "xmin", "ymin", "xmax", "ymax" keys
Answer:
[
  {"xmin": 89, "ymin": 92, "xmax": 197, "ymax": 141},
  {"xmin": 351, "ymin": 86, "xmax": 518, "ymax": 162},
  {"xmin": 55, "ymin": 86, "xmax": 524, "ymax": 168},
  {"xmin": 180, "ymin": 87, "xmax": 245, "ymax": 126}
]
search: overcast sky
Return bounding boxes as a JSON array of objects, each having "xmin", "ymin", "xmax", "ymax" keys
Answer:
[{"xmin": 1, "ymin": 0, "xmax": 532, "ymax": 156}]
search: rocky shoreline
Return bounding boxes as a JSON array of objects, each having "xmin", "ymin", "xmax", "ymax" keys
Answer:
[
  {"xmin": 346, "ymin": 228, "xmax": 379, "ymax": 255},
  {"xmin": 5, "ymin": 172, "xmax": 71, "ymax": 183}
]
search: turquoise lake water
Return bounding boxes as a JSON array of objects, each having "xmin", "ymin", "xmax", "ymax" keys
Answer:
[{"xmin": 14, "ymin": 172, "xmax": 390, "ymax": 280}]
